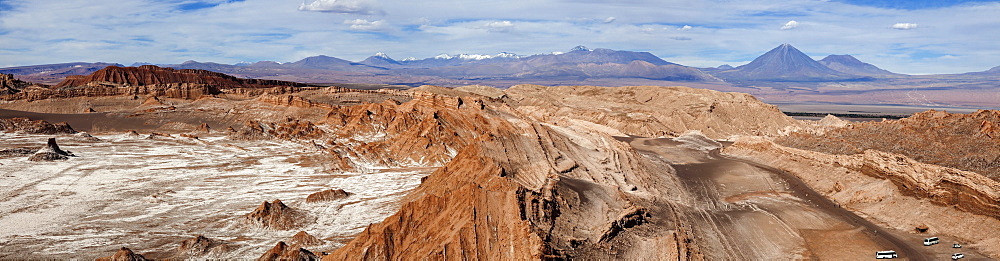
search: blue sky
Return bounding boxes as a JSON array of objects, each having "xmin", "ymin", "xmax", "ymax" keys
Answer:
[{"xmin": 1, "ymin": 0, "xmax": 999, "ymax": 74}]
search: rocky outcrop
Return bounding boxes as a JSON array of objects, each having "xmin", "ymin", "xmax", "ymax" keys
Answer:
[
  {"xmin": 778, "ymin": 109, "xmax": 1000, "ymax": 181},
  {"xmin": 28, "ymin": 138, "xmax": 74, "ymax": 161},
  {"xmin": 0, "ymin": 118, "xmax": 76, "ymax": 134},
  {"xmin": 195, "ymin": 123, "xmax": 211, "ymax": 133},
  {"xmin": 855, "ymin": 150, "xmax": 1000, "ymax": 219},
  {"xmin": 258, "ymin": 241, "xmax": 319, "ymax": 261},
  {"xmin": 54, "ymin": 65, "xmax": 307, "ymax": 89},
  {"xmin": 322, "ymin": 93, "xmax": 490, "ymax": 168},
  {"xmin": 1, "ymin": 73, "xmax": 31, "ymax": 95},
  {"xmin": 96, "ymin": 247, "xmax": 148, "ymax": 261},
  {"xmin": 173, "ymin": 235, "xmax": 234, "ymax": 258},
  {"xmin": 243, "ymin": 200, "xmax": 304, "ymax": 230},
  {"xmin": 0, "ymin": 148, "xmax": 34, "ymax": 158},
  {"xmin": 256, "ymin": 94, "xmax": 334, "ymax": 110},
  {"xmin": 305, "ymin": 189, "xmax": 351, "ymax": 203},
  {"xmin": 228, "ymin": 119, "xmax": 325, "ymax": 141},
  {"xmin": 290, "ymin": 231, "xmax": 324, "ymax": 247}
]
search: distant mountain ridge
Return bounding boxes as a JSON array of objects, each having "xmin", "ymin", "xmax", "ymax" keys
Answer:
[
  {"xmin": 712, "ymin": 44, "xmax": 865, "ymax": 82},
  {"xmin": 5, "ymin": 45, "xmax": 998, "ymax": 87},
  {"xmin": 818, "ymin": 55, "xmax": 897, "ymax": 76}
]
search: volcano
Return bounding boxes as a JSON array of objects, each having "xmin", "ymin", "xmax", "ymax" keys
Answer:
[{"xmin": 714, "ymin": 44, "xmax": 863, "ymax": 82}]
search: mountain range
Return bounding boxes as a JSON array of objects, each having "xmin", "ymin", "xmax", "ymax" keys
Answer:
[{"xmin": 3, "ymin": 44, "xmax": 999, "ymax": 108}]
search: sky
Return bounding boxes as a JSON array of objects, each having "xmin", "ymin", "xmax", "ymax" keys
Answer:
[{"xmin": 1, "ymin": 0, "xmax": 999, "ymax": 74}]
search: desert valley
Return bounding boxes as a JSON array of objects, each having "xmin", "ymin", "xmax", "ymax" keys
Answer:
[
  {"xmin": 0, "ymin": 46, "xmax": 998, "ymax": 259},
  {"xmin": 2, "ymin": 0, "xmax": 1000, "ymax": 259}
]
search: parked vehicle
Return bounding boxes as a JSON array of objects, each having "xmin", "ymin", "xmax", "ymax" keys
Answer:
[
  {"xmin": 876, "ymin": 250, "xmax": 898, "ymax": 259},
  {"xmin": 952, "ymin": 253, "xmax": 965, "ymax": 260},
  {"xmin": 924, "ymin": 237, "xmax": 940, "ymax": 246},
  {"xmin": 953, "ymin": 243, "xmax": 962, "ymax": 248}
]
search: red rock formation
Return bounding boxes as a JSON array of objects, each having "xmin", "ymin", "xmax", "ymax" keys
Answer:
[
  {"xmin": 0, "ymin": 118, "xmax": 76, "ymax": 134},
  {"xmin": 54, "ymin": 65, "xmax": 307, "ymax": 89},
  {"xmin": 305, "ymin": 189, "xmax": 351, "ymax": 203},
  {"xmin": 96, "ymin": 247, "xmax": 148, "ymax": 261},
  {"xmin": 258, "ymin": 241, "xmax": 319, "ymax": 261},
  {"xmin": 196, "ymin": 123, "xmax": 211, "ymax": 133},
  {"xmin": 243, "ymin": 200, "xmax": 303, "ymax": 230},
  {"xmin": 323, "ymin": 92, "xmax": 492, "ymax": 167},
  {"xmin": 290, "ymin": 231, "xmax": 324, "ymax": 247},
  {"xmin": 176, "ymin": 235, "xmax": 214, "ymax": 256}
]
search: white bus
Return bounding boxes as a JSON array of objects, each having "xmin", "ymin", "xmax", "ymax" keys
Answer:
[
  {"xmin": 924, "ymin": 237, "xmax": 940, "ymax": 246},
  {"xmin": 876, "ymin": 250, "xmax": 898, "ymax": 259}
]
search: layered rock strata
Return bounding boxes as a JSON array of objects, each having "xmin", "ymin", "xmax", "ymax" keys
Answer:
[
  {"xmin": 723, "ymin": 138, "xmax": 1000, "ymax": 257},
  {"xmin": 778, "ymin": 109, "xmax": 1000, "ymax": 181}
]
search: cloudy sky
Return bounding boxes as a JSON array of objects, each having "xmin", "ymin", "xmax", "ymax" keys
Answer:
[{"xmin": 1, "ymin": 0, "xmax": 998, "ymax": 74}]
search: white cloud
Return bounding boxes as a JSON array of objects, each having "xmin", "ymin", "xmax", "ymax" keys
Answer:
[
  {"xmin": 679, "ymin": 25, "xmax": 693, "ymax": 31},
  {"xmin": 603, "ymin": 17, "xmax": 616, "ymax": 23},
  {"xmin": 483, "ymin": 20, "xmax": 514, "ymax": 32},
  {"xmin": 298, "ymin": 0, "xmax": 382, "ymax": 15},
  {"xmin": 781, "ymin": 20, "xmax": 799, "ymax": 30},
  {"xmin": 344, "ymin": 19, "xmax": 388, "ymax": 31},
  {"xmin": 891, "ymin": 22, "xmax": 918, "ymax": 30}
]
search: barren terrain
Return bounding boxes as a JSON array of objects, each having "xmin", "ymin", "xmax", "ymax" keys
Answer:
[{"xmin": 0, "ymin": 65, "xmax": 996, "ymax": 260}]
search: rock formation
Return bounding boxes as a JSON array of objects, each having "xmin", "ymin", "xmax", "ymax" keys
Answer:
[
  {"xmin": 54, "ymin": 65, "xmax": 307, "ymax": 89},
  {"xmin": 96, "ymin": 247, "xmax": 148, "ymax": 261},
  {"xmin": 28, "ymin": 138, "xmax": 74, "ymax": 161},
  {"xmin": 258, "ymin": 241, "xmax": 319, "ymax": 261},
  {"xmin": 1, "ymin": 73, "xmax": 31, "ymax": 95},
  {"xmin": 0, "ymin": 118, "xmax": 76, "ymax": 134},
  {"xmin": 169, "ymin": 235, "xmax": 238, "ymax": 258},
  {"xmin": 0, "ymin": 65, "xmax": 312, "ymax": 101},
  {"xmin": 243, "ymin": 199, "xmax": 303, "ymax": 230},
  {"xmin": 305, "ymin": 189, "xmax": 351, "ymax": 203},
  {"xmin": 322, "ymin": 85, "xmax": 774, "ymax": 259},
  {"xmin": 289, "ymin": 231, "xmax": 324, "ymax": 247},
  {"xmin": 778, "ymin": 109, "xmax": 1000, "ymax": 181},
  {"xmin": 195, "ymin": 123, "xmax": 211, "ymax": 133},
  {"xmin": 228, "ymin": 119, "xmax": 325, "ymax": 141}
]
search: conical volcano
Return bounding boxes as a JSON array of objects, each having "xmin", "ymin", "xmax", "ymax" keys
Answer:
[{"xmin": 715, "ymin": 44, "xmax": 862, "ymax": 82}]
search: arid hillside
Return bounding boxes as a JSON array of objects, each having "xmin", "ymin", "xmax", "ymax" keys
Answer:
[{"xmin": 777, "ymin": 110, "xmax": 1000, "ymax": 181}]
